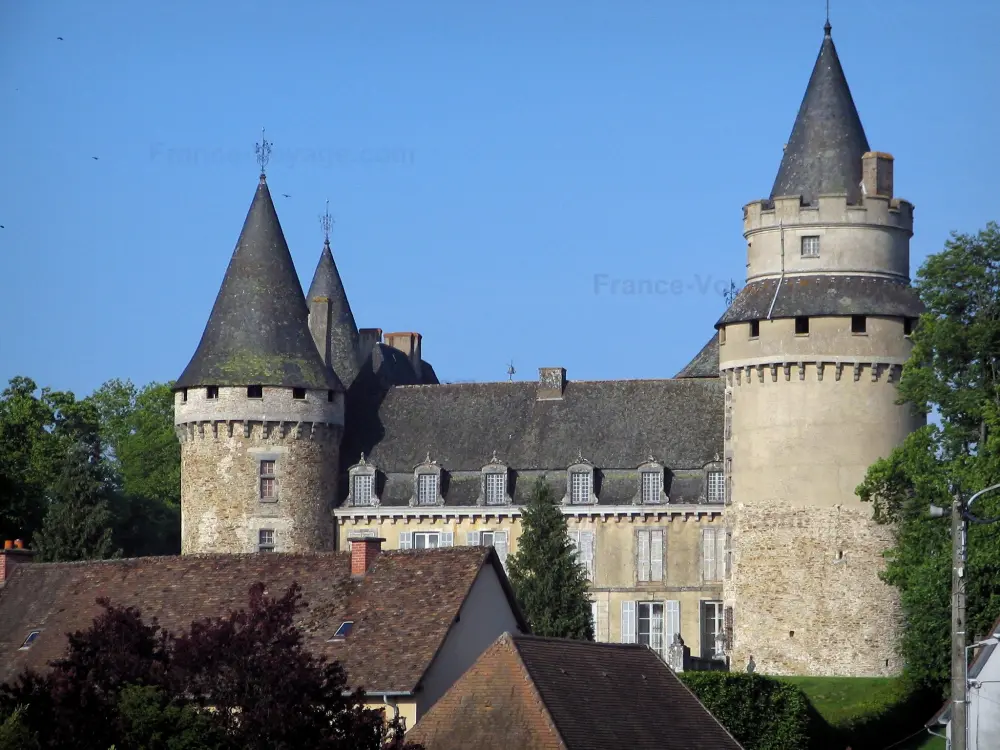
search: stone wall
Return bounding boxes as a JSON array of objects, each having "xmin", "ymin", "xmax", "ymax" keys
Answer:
[{"xmin": 179, "ymin": 422, "xmax": 340, "ymax": 554}]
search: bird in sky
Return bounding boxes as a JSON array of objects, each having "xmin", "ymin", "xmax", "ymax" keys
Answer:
[
  {"xmin": 282, "ymin": 194, "xmax": 291, "ymax": 198},
  {"xmin": 92, "ymin": 156, "xmax": 99, "ymax": 160},
  {"xmin": 57, "ymin": 37, "xmax": 63, "ymax": 41}
]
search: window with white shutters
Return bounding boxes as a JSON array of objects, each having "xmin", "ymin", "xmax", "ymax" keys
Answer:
[
  {"xmin": 351, "ymin": 474, "xmax": 374, "ymax": 506},
  {"xmin": 570, "ymin": 471, "xmax": 592, "ymax": 504},
  {"xmin": 417, "ymin": 474, "xmax": 438, "ymax": 505},
  {"xmin": 702, "ymin": 527, "xmax": 726, "ymax": 582},
  {"xmin": 707, "ymin": 471, "xmax": 725, "ymax": 504},
  {"xmin": 485, "ymin": 473, "xmax": 506, "ymax": 505},
  {"xmin": 666, "ymin": 600, "xmax": 681, "ymax": 647},
  {"xmin": 641, "ymin": 471, "xmax": 662, "ymax": 504},
  {"xmin": 569, "ymin": 530, "xmax": 595, "ymax": 581},
  {"xmin": 701, "ymin": 600, "xmax": 725, "ymax": 659},
  {"xmin": 637, "ymin": 602, "xmax": 665, "ymax": 656},
  {"xmin": 411, "ymin": 531, "xmax": 440, "ymax": 549},
  {"xmin": 636, "ymin": 528, "xmax": 664, "ymax": 583},
  {"xmin": 467, "ymin": 530, "xmax": 508, "ymax": 566},
  {"xmin": 621, "ymin": 601, "xmax": 636, "ymax": 644},
  {"xmin": 594, "ymin": 599, "xmax": 609, "ymax": 642},
  {"xmin": 399, "ymin": 532, "xmax": 413, "ymax": 550}
]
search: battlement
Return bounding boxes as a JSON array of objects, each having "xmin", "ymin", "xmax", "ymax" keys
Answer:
[
  {"xmin": 743, "ymin": 193, "xmax": 914, "ymax": 235},
  {"xmin": 174, "ymin": 385, "xmax": 344, "ymax": 429}
]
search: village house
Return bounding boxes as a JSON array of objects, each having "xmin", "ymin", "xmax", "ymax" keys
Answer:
[
  {"xmin": 405, "ymin": 631, "xmax": 744, "ymax": 749},
  {"xmin": 0, "ymin": 539, "xmax": 526, "ymax": 729}
]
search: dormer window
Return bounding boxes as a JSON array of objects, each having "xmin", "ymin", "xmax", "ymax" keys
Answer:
[
  {"xmin": 564, "ymin": 453, "xmax": 597, "ymax": 505},
  {"xmin": 801, "ymin": 236, "xmax": 820, "ymax": 257},
  {"xmin": 348, "ymin": 454, "xmax": 379, "ymax": 507},
  {"xmin": 247, "ymin": 385, "xmax": 263, "ymax": 399},
  {"xmin": 480, "ymin": 451, "xmax": 511, "ymax": 506},
  {"xmin": 635, "ymin": 458, "xmax": 666, "ymax": 505},
  {"xmin": 411, "ymin": 453, "xmax": 444, "ymax": 507},
  {"xmin": 707, "ymin": 471, "xmax": 725, "ymax": 504}
]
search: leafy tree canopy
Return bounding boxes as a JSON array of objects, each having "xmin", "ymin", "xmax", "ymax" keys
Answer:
[{"xmin": 506, "ymin": 478, "xmax": 594, "ymax": 640}]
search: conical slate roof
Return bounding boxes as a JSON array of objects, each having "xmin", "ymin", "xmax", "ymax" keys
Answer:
[
  {"xmin": 770, "ymin": 22, "xmax": 870, "ymax": 205},
  {"xmin": 307, "ymin": 239, "xmax": 361, "ymax": 387},
  {"xmin": 176, "ymin": 176, "xmax": 343, "ymax": 391}
]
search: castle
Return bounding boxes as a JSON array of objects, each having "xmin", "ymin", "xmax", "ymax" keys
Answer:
[{"xmin": 173, "ymin": 21, "xmax": 923, "ymax": 676}]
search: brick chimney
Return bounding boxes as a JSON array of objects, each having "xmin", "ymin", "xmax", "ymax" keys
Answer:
[
  {"xmin": 385, "ymin": 332, "xmax": 423, "ymax": 381},
  {"xmin": 351, "ymin": 537, "xmax": 385, "ymax": 576},
  {"xmin": 861, "ymin": 152, "xmax": 894, "ymax": 198},
  {"xmin": 537, "ymin": 367, "xmax": 566, "ymax": 400},
  {"xmin": 1, "ymin": 539, "xmax": 36, "ymax": 586}
]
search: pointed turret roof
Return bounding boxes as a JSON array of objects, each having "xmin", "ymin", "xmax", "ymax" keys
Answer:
[
  {"xmin": 770, "ymin": 22, "xmax": 870, "ymax": 205},
  {"xmin": 307, "ymin": 238, "xmax": 361, "ymax": 387},
  {"xmin": 176, "ymin": 176, "xmax": 343, "ymax": 391}
]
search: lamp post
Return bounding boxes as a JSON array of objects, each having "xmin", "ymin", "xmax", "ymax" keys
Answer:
[{"xmin": 929, "ymin": 482, "xmax": 1000, "ymax": 750}]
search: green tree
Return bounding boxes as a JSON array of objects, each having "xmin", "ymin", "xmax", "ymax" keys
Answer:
[
  {"xmin": 115, "ymin": 685, "xmax": 225, "ymax": 750},
  {"xmin": 0, "ymin": 706, "xmax": 39, "ymax": 750},
  {"xmin": 33, "ymin": 443, "xmax": 120, "ymax": 562},
  {"xmin": 858, "ymin": 221, "xmax": 1000, "ymax": 692},
  {"xmin": 506, "ymin": 479, "xmax": 593, "ymax": 639}
]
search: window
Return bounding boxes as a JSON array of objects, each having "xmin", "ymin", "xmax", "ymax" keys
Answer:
[
  {"xmin": 707, "ymin": 471, "xmax": 725, "ymax": 504},
  {"xmin": 181, "ymin": 388, "xmax": 188, "ymax": 403},
  {"xmin": 292, "ymin": 387, "xmax": 306, "ymax": 400},
  {"xmin": 333, "ymin": 621, "xmax": 354, "ymax": 639},
  {"xmin": 795, "ymin": 316, "xmax": 809, "ymax": 335},
  {"xmin": 258, "ymin": 529, "xmax": 275, "ymax": 552},
  {"xmin": 801, "ymin": 235, "xmax": 820, "ymax": 257},
  {"xmin": 247, "ymin": 385, "xmax": 263, "ymax": 399},
  {"xmin": 725, "ymin": 530, "xmax": 732, "ymax": 579},
  {"xmin": 417, "ymin": 474, "xmax": 439, "ymax": 505},
  {"xmin": 620, "ymin": 601, "xmax": 679, "ymax": 656},
  {"xmin": 259, "ymin": 460, "xmax": 276, "ymax": 501},
  {"xmin": 701, "ymin": 600, "xmax": 725, "ymax": 659},
  {"xmin": 568, "ymin": 530, "xmax": 595, "ymax": 581},
  {"xmin": 19, "ymin": 630, "xmax": 41, "ymax": 650},
  {"xmin": 641, "ymin": 471, "xmax": 663, "ymax": 504},
  {"xmin": 749, "ymin": 320, "xmax": 760, "ymax": 338},
  {"xmin": 485, "ymin": 472, "xmax": 506, "ymax": 505},
  {"xmin": 570, "ymin": 471, "xmax": 592, "ymax": 505},
  {"xmin": 701, "ymin": 527, "xmax": 726, "ymax": 582},
  {"xmin": 206, "ymin": 386, "xmax": 219, "ymax": 399},
  {"xmin": 467, "ymin": 530, "xmax": 508, "ymax": 566},
  {"xmin": 328, "ymin": 390, "xmax": 335, "ymax": 402},
  {"xmin": 351, "ymin": 474, "xmax": 374, "ymax": 506},
  {"xmin": 904, "ymin": 318, "xmax": 913, "ymax": 336},
  {"xmin": 636, "ymin": 528, "xmax": 664, "ymax": 583},
  {"xmin": 719, "ymin": 327, "xmax": 726, "ymax": 345},
  {"xmin": 852, "ymin": 315, "xmax": 867, "ymax": 334},
  {"xmin": 399, "ymin": 531, "xmax": 453, "ymax": 549}
]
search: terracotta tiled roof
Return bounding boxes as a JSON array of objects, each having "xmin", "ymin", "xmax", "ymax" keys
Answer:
[
  {"xmin": 0, "ymin": 547, "xmax": 523, "ymax": 693},
  {"xmin": 407, "ymin": 633, "xmax": 744, "ymax": 750}
]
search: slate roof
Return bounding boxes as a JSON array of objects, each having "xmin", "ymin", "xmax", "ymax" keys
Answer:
[
  {"xmin": 407, "ymin": 633, "xmax": 744, "ymax": 750},
  {"xmin": 342, "ymin": 378, "xmax": 723, "ymax": 475},
  {"xmin": 175, "ymin": 176, "xmax": 342, "ymax": 391},
  {"xmin": 770, "ymin": 22, "xmax": 870, "ymax": 205},
  {"xmin": 307, "ymin": 239, "xmax": 362, "ymax": 388},
  {"xmin": 716, "ymin": 275, "xmax": 924, "ymax": 326},
  {"xmin": 0, "ymin": 547, "xmax": 525, "ymax": 693},
  {"xmin": 675, "ymin": 335, "xmax": 720, "ymax": 378}
]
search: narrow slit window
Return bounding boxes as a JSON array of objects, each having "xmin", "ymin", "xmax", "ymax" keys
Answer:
[
  {"xmin": 852, "ymin": 315, "xmax": 867, "ymax": 334},
  {"xmin": 328, "ymin": 390, "xmax": 335, "ymax": 402},
  {"xmin": 292, "ymin": 387, "xmax": 306, "ymax": 400},
  {"xmin": 795, "ymin": 317, "xmax": 809, "ymax": 335},
  {"xmin": 903, "ymin": 318, "xmax": 913, "ymax": 336},
  {"xmin": 749, "ymin": 320, "xmax": 760, "ymax": 338},
  {"xmin": 181, "ymin": 388, "xmax": 188, "ymax": 403},
  {"xmin": 247, "ymin": 385, "xmax": 263, "ymax": 399}
]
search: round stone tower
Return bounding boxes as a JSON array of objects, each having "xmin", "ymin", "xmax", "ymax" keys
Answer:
[
  {"xmin": 718, "ymin": 22, "xmax": 925, "ymax": 676},
  {"xmin": 173, "ymin": 173, "xmax": 345, "ymax": 554}
]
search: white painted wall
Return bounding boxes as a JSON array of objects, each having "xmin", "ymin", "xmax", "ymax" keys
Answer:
[{"xmin": 416, "ymin": 562, "xmax": 523, "ymax": 717}]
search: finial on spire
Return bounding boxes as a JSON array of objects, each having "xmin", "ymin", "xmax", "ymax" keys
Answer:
[
  {"xmin": 824, "ymin": 0, "xmax": 832, "ymax": 36},
  {"xmin": 320, "ymin": 199, "xmax": 334, "ymax": 245},
  {"xmin": 506, "ymin": 360, "xmax": 516, "ymax": 381},
  {"xmin": 255, "ymin": 127, "xmax": 272, "ymax": 178}
]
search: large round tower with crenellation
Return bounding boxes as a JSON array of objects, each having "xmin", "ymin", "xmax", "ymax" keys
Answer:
[
  {"xmin": 173, "ymin": 171, "xmax": 345, "ymax": 554},
  {"xmin": 718, "ymin": 21, "xmax": 925, "ymax": 676}
]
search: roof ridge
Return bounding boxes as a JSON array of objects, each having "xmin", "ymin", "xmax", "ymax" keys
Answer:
[{"xmin": 512, "ymin": 634, "xmax": 649, "ymax": 649}]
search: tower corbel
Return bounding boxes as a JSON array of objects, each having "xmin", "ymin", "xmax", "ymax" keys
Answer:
[
  {"xmin": 817, "ymin": 362, "xmax": 825, "ymax": 381},
  {"xmin": 835, "ymin": 363, "xmax": 844, "ymax": 381},
  {"xmin": 783, "ymin": 363, "xmax": 791, "ymax": 381},
  {"xmin": 798, "ymin": 362, "xmax": 806, "ymax": 381},
  {"xmin": 756, "ymin": 365, "xmax": 764, "ymax": 383},
  {"xmin": 770, "ymin": 364, "xmax": 778, "ymax": 382},
  {"xmin": 853, "ymin": 363, "xmax": 862, "ymax": 382}
]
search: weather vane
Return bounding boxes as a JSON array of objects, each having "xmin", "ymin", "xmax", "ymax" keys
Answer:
[
  {"xmin": 506, "ymin": 360, "xmax": 516, "ymax": 381},
  {"xmin": 723, "ymin": 280, "xmax": 739, "ymax": 307},
  {"xmin": 255, "ymin": 127, "xmax": 271, "ymax": 176},
  {"xmin": 320, "ymin": 199, "xmax": 334, "ymax": 244}
]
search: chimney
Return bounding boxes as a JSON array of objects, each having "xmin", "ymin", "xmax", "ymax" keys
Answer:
[
  {"xmin": 358, "ymin": 328, "xmax": 383, "ymax": 359},
  {"xmin": 861, "ymin": 152, "xmax": 894, "ymax": 199},
  {"xmin": 351, "ymin": 537, "xmax": 385, "ymax": 576},
  {"xmin": 537, "ymin": 367, "xmax": 566, "ymax": 400},
  {"xmin": 0, "ymin": 539, "xmax": 36, "ymax": 586},
  {"xmin": 385, "ymin": 332, "xmax": 423, "ymax": 381}
]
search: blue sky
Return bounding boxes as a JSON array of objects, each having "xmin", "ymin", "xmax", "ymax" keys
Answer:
[{"xmin": 1, "ymin": 0, "xmax": 997, "ymax": 397}]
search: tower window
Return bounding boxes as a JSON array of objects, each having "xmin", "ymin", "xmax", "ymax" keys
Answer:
[
  {"xmin": 258, "ymin": 529, "xmax": 275, "ymax": 553},
  {"xmin": 749, "ymin": 320, "xmax": 760, "ymax": 339},
  {"xmin": 795, "ymin": 317, "xmax": 809, "ymax": 335},
  {"xmin": 260, "ymin": 460, "xmax": 276, "ymax": 501},
  {"xmin": 328, "ymin": 390, "xmax": 335, "ymax": 402},
  {"xmin": 292, "ymin": 387, "xmax": 306, "ymax": 400},
  {"xmin": 903, "ymin": 318, "xmax": 913, "ymax": 336},
  {"xmin": 181, "ymin": 388, "xmax": 188, "ymax": 403},
  {"xmin": 247, "ymin": 385, "xmax": 263, "ymax": 399},
  {"xmin": 801, "ymin": 236, "xmax": 820, "ymax": 258},
  {"xmin": 719, "ymin": 328, "xmax": 726, "ymax": 345},
  {"xmin": 206, "ymin": 386, "xmax": 219, "ymax": 400},
  {"xmin": 851, "ymin": 315, "xmax": 867, "ymax": 334}
]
